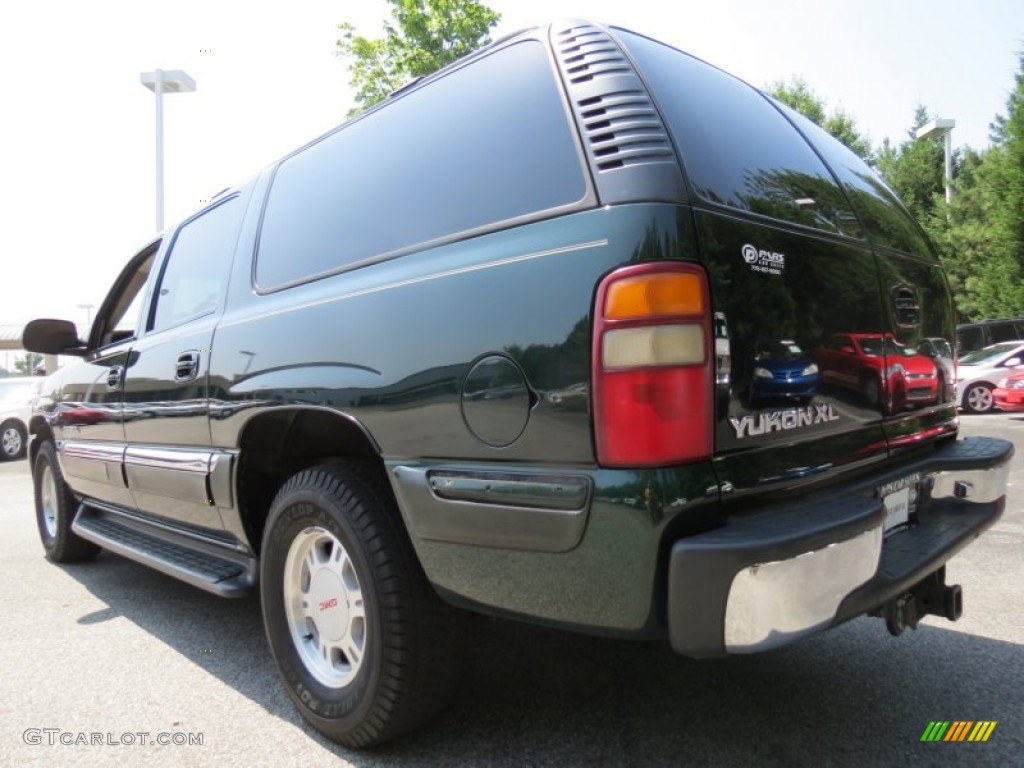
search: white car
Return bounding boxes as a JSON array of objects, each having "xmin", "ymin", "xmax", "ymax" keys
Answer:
[
  {"xmin": 0, "ymin": 377, "xmax": 38, "ymax": 460},
  {"xmin": 956, "ymin": 341, "xmax": 1024, "ymax": 413}
]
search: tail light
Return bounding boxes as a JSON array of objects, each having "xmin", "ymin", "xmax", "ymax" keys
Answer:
[{"xmin": 592, "ymin": 262, "xmax": 713, "ymax": 467}]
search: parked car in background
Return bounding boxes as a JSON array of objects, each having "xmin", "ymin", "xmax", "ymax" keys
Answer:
[
  {"xmin": 956, "ymin": 318, "xmax": 1024, "ymax": 354},
  {"xmin": 993, "ymin": 371, "xmax": 1024, "ymax": 412},
  {"xmin": 0, "ymin": 377, "xmax": 38, "ymax": 460},
  {"xmin": 956, "ymin": 341, "xmax": 1024, "ymax": 413}
]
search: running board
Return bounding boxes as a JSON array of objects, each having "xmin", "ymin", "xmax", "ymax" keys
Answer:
[{"xmin": 72, "ymin": 504, "xmax": 257, "ymax": 597}]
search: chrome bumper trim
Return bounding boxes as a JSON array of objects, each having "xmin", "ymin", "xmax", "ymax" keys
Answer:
[{"xmin": 724, "ymin": 525, "xmax": 883, "ymax": 653}]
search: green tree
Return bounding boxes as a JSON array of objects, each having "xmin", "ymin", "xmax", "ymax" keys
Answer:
[
  {"xmin": 934, "ymin": 52, "xmax": 1024, "ymax": 319},
  {"xmin": 13, "ymin": 353, "xmax": 42, "ymax": 376},
  {"xmin": 769, "ymin": 77, "xmax": 873, "ymax": 159},
  {"xmin": 874, "ymin": 105, "xmax": 948, "ymax": 224},
  {"xmin": 337, "ymin": 0, "xmax": 500, "ymax": 116},
  {"xmin": 990, "ymin": 52, "xmax": 1024, "ymax": 275}
]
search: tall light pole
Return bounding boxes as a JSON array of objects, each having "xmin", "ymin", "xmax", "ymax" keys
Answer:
[
  {"xmin": 915, "ymin": 118, "xmax": 956, "ymax": 205},
  {"xmin": 140, "ymin": 69, "xmax": 196, "ymax": 231}
]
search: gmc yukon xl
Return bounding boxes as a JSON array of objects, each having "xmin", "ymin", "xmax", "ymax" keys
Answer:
[{"xmin": 23, "ymin": 20, "xmax": 1013, "ymax": 747}]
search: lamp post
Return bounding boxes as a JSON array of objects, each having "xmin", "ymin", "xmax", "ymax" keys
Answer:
[
  {"xmin": 140, "ymin": 69, "xmax": 196, "ymax": 231},
  {"xmin": 915, "ymin": 118, "xmax": 956, "ymax": 205}
]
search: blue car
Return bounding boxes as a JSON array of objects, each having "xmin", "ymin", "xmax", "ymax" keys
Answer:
[{"xmin": 749, "ymin": 339, "xmax": 820, "ymax": 404}]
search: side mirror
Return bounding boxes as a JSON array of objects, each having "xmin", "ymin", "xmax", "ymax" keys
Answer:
[
  {"xmin": 1005, "ymin": 357, "xmax": 1022, "ymax": 367},
  {"xmin": 22, "ymin": 319, "xmax": 87, "ymax": 356}
]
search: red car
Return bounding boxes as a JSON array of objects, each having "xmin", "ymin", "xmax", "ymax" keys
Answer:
[
  {"xmin": 815, "ymin": 333, "xmax": 939, "ymax": 410},
  {"xmin": 993, "ymin": 372, "xmax": 1024, "ymax": 411}
]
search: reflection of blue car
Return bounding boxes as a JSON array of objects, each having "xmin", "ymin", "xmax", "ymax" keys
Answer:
[{"xmin": 749, "ymin": 340, "xmax": 819, "ymax": 404}]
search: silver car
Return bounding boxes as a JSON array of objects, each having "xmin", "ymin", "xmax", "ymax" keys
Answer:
[
  {"xmin": 0, "ymin": 377, "xmax": 38, "ymax": 460},
  {"xmin": 956, "ymin": 341, "xmax": 1024, "ymax": 413}
]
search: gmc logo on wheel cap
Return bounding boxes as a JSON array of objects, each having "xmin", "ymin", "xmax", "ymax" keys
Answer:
[{"xmin": 318, "ymin": 598, "xmax": 338, "ymax": 612}]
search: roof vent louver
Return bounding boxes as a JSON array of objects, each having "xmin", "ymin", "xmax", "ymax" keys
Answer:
[{"xmin": 551, "ymin": 21, "xmax": 685, "ymax": 203}]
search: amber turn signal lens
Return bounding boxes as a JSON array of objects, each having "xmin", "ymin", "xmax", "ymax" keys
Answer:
[{"xmin": 604, "ymin": 272, "xmax": 704, "ymax": 319}]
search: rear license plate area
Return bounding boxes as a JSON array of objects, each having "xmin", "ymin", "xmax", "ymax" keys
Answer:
[{"xmin": 880, "ymin": 473, "xmax": 921, "ymax": 536}]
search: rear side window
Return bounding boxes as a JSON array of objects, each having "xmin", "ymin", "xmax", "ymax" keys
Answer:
[
  {"xmin": 256, "ymin": 41, "xmax": 587, "ymax": 289},
  {"xmin": 617, "ymin": 31, "xmax": 861, "ymax": 238},
  {"xmin": 773, "ymin": 101, "xmax": 933, "ymax": 257},
  {"xmin": 150, "ymin": 198, "xmax": 241, "ymax": 333},
  {"xmin": 989, "ymin": 322, "xmax": 1023, "ymax": 343},
  {"xmin": 957, "ymin": 326, "xmax": 983, "ymax": 353}
]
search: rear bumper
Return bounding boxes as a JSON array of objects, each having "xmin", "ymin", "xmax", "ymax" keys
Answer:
[{"xmin": 668, "ymin": 436, "xmax": 1012, "ymax": 658}]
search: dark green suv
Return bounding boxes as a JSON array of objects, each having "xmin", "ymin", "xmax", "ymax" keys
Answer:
[{"xmin": 24, "ymin": 20, "xmax": 1012, "ymax": 748}]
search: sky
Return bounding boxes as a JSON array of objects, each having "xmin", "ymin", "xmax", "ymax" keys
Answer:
[{"xmin": 1, "ymin": 0, "xmax": 1021, "ymax": 333}]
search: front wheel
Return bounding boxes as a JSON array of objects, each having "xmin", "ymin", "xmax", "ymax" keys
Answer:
[
  {"xmin": 260, "ymin": 463, "xmax": 462, "ymax": 748},
  {"xmin": 0, "ymin": 419, "xmax": 26, "ymax": 461},
  {"xmin": 33, "ymin": 441, "xmax": 100, "ymax": 562},
  {"xmin": 962, "ymin": 382, "xmax": 995, "ymax": 414}
]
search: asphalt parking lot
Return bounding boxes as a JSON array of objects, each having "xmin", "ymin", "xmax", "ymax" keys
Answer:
[{"xmin": 0, "ymin": 413, "xmax": 1021, "ymax": 767}]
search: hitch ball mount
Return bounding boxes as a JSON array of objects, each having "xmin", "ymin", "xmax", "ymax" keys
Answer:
[{"xmin": 871, "ymin": 566, "xmax": 963, "ymax": 637}]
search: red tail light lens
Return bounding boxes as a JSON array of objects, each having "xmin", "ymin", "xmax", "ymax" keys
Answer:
[{"xmin": 592, "ymin": 263, "xmax": 713, "ymax": 467}]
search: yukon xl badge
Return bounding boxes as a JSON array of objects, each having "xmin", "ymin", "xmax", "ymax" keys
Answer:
[
  {"xmin": 742, "ymin": 243, "xmax": 785, "ymax": 276},
  {"xmin": 730, "ymin": 403, "xmax": 839, "ymax": 439}
]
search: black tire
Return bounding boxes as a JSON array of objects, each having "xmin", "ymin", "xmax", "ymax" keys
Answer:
[
  {"xmin": 260, "ymin": 462, "xmax": 463, "ymax": 748},
  {"xmin": 33, "ymin": 441, "xmax": 100, "ymax": 562},
  {"xmin": 962, "ymin": 382, "xmax": 995, "ymax": 414},
  {"xmin": 0, "ymin": 419, "xmax": 26, "ymax": 461},
  {"xmin": 861, "ymin": 374, "xmax": 881, "ymax": 407}
]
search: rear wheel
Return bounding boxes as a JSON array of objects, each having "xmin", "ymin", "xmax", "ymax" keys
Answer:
[
  {"xmin": 962, "ymin": 382, "xmax": 995, "ymax": 414},
  {"xmin": 260, "ymin": 463, "xmax": 462, "ymax": 748},
  {"xmin": 0, "ymin": 420, "xmax": 26, "ymax": 461},
  {"xmin": 33, "ymin": 441, "xmax": 100, "ymax": 562},
  {"xmin": 861, "ymin": 374, "xmax": 881, "ymax": 407}
]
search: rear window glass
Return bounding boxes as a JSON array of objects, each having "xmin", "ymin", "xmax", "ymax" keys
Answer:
[
  {"xmin": 773, "ymin": 101, "xmax": 933, "ymax": 257},
  {"xmin": 256, "ymin": 41, "xmax": 586, "ymax": 289},
  {"xmin": 617, "ymin": 30, "xmax": 861, "ymax": 238}
]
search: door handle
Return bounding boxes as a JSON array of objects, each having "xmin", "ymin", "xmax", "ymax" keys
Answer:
[
  {"xmin": 175, "ymin": 351, "xmax": 200, "ymax": 382},
  {"xmin": 106, "ymin": 366, "xmax": 124, "ymax": 390}
]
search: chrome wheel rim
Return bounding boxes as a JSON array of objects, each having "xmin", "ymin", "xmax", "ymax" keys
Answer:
[
  {"xmin": 283, "ymin": 526, "xmax": 366, "ymax": 688},
  {"xmin": 1, "ymin": 426, "xmax": 21, "ymax": 457},
  {"xmin": 40, "ymin": 464, "xmax": 58, "ymax": 538},
  {"xmin": 967, "ymin": 386, "xmax": 993, "ymax": 412}
]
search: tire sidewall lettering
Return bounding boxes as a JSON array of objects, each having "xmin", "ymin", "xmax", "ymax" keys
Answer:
[{"xmin": 261, "ymin": 477, "xmax": 383, "ymax": 726}]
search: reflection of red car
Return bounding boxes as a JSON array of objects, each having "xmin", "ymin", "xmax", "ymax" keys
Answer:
[
  {"xmin": 993, "ymin": 372, "xmax": 1024, "ymax": 411},
  {"xmin": 815, "ymin": 333, "xmax": 939, "ymax": 409},
  {"xmin": 58, "ymin": 402, "xmax": 110, "ymax": 425}
]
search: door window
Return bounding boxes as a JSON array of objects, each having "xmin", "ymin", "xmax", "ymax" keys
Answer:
[
  {"xmin": 91, "ymin": 244, "xmax": 158, "ymax": 349},
  {"xmin": 149, "ymin": 198, "xmax": 242, "ymax": 333},
  {"xmin": 989, "ymin": 322, "xmax": 1021, "ymax": 344}
]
